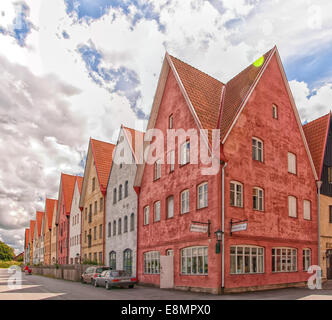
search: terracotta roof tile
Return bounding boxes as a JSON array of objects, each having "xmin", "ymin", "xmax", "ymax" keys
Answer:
[
  {"xmin": 45, "ymin": 198, "xmax": 57, "ymax": 230},
  {"xmin": 122, "ymin": 126, "xmax": 144, "ymax": 162},
  {"xmin": 91, "ymin": 139, "xmax": 116, "ymax": 192},
  {"xmin": 303, "ymin": 113, "xmax": 331, "ymax": 178},
  {"xmin": 77, "ymin": 176, "xmax": 83, "ymax": 194},
  {"xmin": 61, "ymin": 173, "xmax": 77, "ymax": 214},
  {"xmin": 25, "ymin": 229, "xmax": 29, "ymax": 248},
  {"xmin": 36, "ymin": 211, "xmax": 44, "ymax": 237},
  {"xmin": 29, "ymin": 220, "xmax": 35, "ymax": 243}
]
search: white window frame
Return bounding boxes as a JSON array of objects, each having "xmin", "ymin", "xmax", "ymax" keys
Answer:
[
  {"xmin": 230, "ymin": 181, "xmax": 243, "ymax": 208},
  {"xmin": 272, "ymin": 248, "xmax": 297, "ymax": 273},
  {"xmin": 169, "ymin": 150, "xmax": 175, "ymax": 172},
  {"xmin": 154, "ymin": 159, "xmax": 161, "ymax": 180},
  {"xmin": 288, "ymin": 196, "xmax": 297, "ymax": 218},
  {"xmin": 303, "ymin": 248, "xmax": 311, "ymax": 271},
  {"xmin": 144, "ymin": 206, "xmax": 149, "ymax": 225},
  {"xmin": 253, "ymin": 187, "xmax": 264, "ymax": 211},
  {"xmin": 169, "ymin": 114, "xmax": 173, "ymax": 129},
  {"xmin": 181, "ymin": 189, "xmax": 190, "ymax": 214},
  {"xmin": 288, "ymin": 152, "xmax": 297, "ymax": 174},
  {"xmin": 181, "ymin": 246, "xmax": 208, "ymax": 275},
  {"xmin": 303, "ymin": 200, "xmax": 311, "ymax": 220},
  {"xmin": 154, "ymin": 201, "xmax": 160, "ymax": 222},
  {"xmin": 197, "ymin": 182, "xmax": 208, "ymax": 209},
  {"xmin": 180, "ymin": 141, "xmax": 190, "ymax": 165},
  {"xmin": 252, "ymin": 138, "xmax": 263, "ymax": 162},
  {"xmin": 144, "ymin": 251, "xmax": 160, "ymax": 274},
  {"xmin": 167, "ymin": 196, "xmax": 174, "ymax": 218},
  {"xmin": 230, "ymin": 246, "xmax": 264, "ymax": 274},
  {"xmin": 272, "ymin": 104, "xmax": 278, "ymax": 119}
]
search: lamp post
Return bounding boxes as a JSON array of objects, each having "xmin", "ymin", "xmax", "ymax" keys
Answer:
[{"xmin": 215, "ymin": 229, "xmax": 223, "ymax": 254}]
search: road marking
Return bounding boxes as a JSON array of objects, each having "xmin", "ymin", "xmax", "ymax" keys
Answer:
[
  {"xmin": 298, "ymin": 295, "xmax": 332, "ymax": 300},
  {"xmin": 0, "ymin": 293, "xmax": 65, "ymax": 300}
]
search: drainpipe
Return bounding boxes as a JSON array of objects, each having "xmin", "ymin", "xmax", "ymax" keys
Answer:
[
  {"xmin": 134, "ymin": 186, "xmax": 141, "ymax": 280},
  {"xmin": 317, "ymin": 181, "xmax": 322, "ymax": 268},
  {"xmin": 221, "ymin": 162, "xmax": 228, "ymax": 291}
]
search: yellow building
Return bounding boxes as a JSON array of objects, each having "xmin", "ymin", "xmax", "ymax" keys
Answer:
[
  {"xmin": 50, "ymin": 200, "xmax": 58, "ymax": 264},
  {"xmin": 79, "ymin": 138, "xmax": 115, "ymax": 265}
]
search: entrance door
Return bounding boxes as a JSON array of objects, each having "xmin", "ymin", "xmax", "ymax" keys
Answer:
[
  {"xmin": 160, "ymin": 255, "xmax": 174, "ymax": 289},
  {"xmin": 327, "ymin": 250, "xmax": 332, "ymax": 280}
]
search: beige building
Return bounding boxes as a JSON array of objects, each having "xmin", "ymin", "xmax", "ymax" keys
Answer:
[
  {"xmin": 80, "ymin": 138, "xmax": 115, "ymax": 265},
  {"xmin": 320, "ymin": 194, "xmax": 332, "ymax": 278},
  {"xmin": 50, "ymin": 200, "xmax": 58, "ymax": 264}
]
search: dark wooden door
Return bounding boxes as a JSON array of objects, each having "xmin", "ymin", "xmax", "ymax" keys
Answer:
[{"xmin": 327, "ymin": 251, "xmax": 332, "ymax": 280}]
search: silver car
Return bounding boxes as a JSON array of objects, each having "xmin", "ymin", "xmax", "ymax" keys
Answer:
[{"xmin": 94, "ymin": 270, "xmax": 137, "ymax": 290}]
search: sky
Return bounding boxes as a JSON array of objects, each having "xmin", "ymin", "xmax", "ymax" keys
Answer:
[{"xmin": 0, "ymin": 0, "xmax": 331, "ymax": 254}]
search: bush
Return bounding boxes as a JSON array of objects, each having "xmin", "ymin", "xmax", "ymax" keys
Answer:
[
  {"xmin": 82, "ymin": 259, "xmax": 99, "ymax": 265},
  {"xmin": 0, "ymin": 260, "xmax": 21, "ymax": 269}
]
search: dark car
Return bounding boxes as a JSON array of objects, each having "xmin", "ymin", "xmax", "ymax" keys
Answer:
[
  {"xmin": 81, "ymin": 266, "xmax": 110, "ymax": 285},
  {"xmin": 94, "ymin": 270, "xmax": 137, "ymax": 290}
]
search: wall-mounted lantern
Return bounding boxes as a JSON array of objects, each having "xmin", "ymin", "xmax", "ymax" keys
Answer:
[{"xmin": 215, "ymin": 229, "xmax": 223, "ymax": 254}]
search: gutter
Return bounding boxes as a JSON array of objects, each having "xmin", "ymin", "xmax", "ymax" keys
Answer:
[
  {"xmin": 221, "ymin": 162, "xmax": 228, "ymax": 290},
  {"xmin": 134, "ymin": 186, "xmax": 141, "ymax": 279},
  {"xmin": 317, "ymin": 181, "xmax": 322, "ymax": 267}
]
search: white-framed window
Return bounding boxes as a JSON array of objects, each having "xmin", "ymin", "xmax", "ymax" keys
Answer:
[
  {"xmin": 272, "ymin": 248, "xmax": 297, "ymax": 272},
  {"xmin": 181, "ymin": 189, "xmax": 190, "ymax": 214},
  {"xmin": 181, "ymin": 246, "xmax": 208, "ymax": 275},
  {"xmin": 253, "ymin": 187, "xmax": 264, "ymax": 211},
  {"xmin": 303, "ymin": 248, "xmax": 311, "ymax": 271},
  {"xmin": 154, "ymin": 159, "xmax": 161, "ymax": 180},
  {"xmin": 167, "ymin": 196, "xmax": 174, "ymax": 218},
  {"xmin": 144, "ymin": 206, "xmax": 149, "ymax": 225},
  {"xmin": 303, "ymin": 200, "xmax": 311, "ymax": 220},
  {"xmin": 272, "ymin": 104, "xmax": 278, "ymax": 119},
  {"xmin": 230, "ymin": 181, "xmax": 243, "ymax": 207},
  {"xmin": 328, "ymin": 167, "xmax": 332, "ymax": 184},
  {"xmin": 154, "ymin": 201, "xmax": 160, "ymax": 222},
  {"xmin": 169, "ymin": 150, "xmax": 175, "ymax": 172},
  {"xmin": 230, "ymin": 246, "xmax": 264, "ymax": 274},
  {"xmin": 144, "ymin": 251, "xmax": 160, "ymax": 274},
  {"xmin": 180, "ymin": 141, "xmax": 190, "ymax": 165},
  {"xmin": 252, "ymin": 138, "xmax": 263, "ymax": 162},
  {"xmin": 288, "ymin": 196, "xmax": 297, "ymax": 218},
  {"xmin": 169, "ymin": 114, "xmax": 173, "ymax": 129},
  {"xmin": 197, "ymin": 182, "xmax": 208, "ymax": 209},
  {"xmin": 288, "ymin": 152, "xmax": 297, "ymax": 174}
]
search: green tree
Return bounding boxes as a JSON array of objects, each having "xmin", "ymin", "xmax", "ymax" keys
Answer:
[{"xmin": 0, "ymin": 241, "xmax": 15, "ymax": 261}]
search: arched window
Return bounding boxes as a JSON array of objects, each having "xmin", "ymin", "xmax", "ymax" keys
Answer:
[
  {"xmin": 119, "ymin": 185, "xmax": 123, "ymax": 201},
  {"xmin": 130, "ymin": 213, "xmax": 135, "ymax": 231},
  {"xmin": 109, "ymin": 251, "xmax": 116, "ymax": 270},
  {"xmin": 118, "ymin": 218, "xmax": 122, "ymax": 235},
  {"xmin": 108, "ymin": 222, "xmax": 111, "ymax": 237},
  {"xmin": 113, "ymin": 220, "xmax": 116, "ymax": 236},
  {"xmin": 252, "ymin": 137, "xmax": 263, "ymax": 162},
  {"xmin": 124, "ymin": 216, "xmax": 128, "ymax": 233},
  {"xmin": 123, "ymin": 249, "xmax": 132, "ymax": 274},
  {"xmin": 125, "ymin": 180, "xmax": 129, "ymax": 198},
  {"xmin": 113, "ymin": 188, "xmax": 117, "ymax": 204}
]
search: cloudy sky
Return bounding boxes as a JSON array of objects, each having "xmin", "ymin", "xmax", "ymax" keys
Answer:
[{"xmin": 0, "ymin": 0, "xmax": 331, "ymax": 254}]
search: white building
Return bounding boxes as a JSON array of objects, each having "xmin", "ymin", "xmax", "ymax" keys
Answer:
[
  {"xmin": 69, "ymin": 176, "xmax": 83, "ymax": 264},
  {"xmin": 105, "ymin": 126, "xmax": 143, "ymax": 276}
]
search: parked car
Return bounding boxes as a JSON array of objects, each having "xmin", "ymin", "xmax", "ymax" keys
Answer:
[
  {"xmin": 94, "ymin": 270, "xmax": 137, "ymax": 290},
  {"xmin": 81, "ymin": 266, "xmax": 110, "ymax": 285}
]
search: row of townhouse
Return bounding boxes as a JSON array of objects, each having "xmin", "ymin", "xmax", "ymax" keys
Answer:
[{"xmin": 23, "ymin": 46, "xmax": 332, "ymax": 293}]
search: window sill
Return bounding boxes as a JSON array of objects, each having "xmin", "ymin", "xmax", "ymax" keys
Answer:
[
  {"xmin": 197, "ymin": 206, "xmax": 208, "ymax": 211},
  {"xmin": 230, "ymin": 272, "xmax": 264, "ymax": 275},
  {"xmin": 153, "ymin": 177, "xmax": 161, "ymax": 182},
  {"xmin": 230, "ymin": 205, "xmax": 244, "ymax": 209}
]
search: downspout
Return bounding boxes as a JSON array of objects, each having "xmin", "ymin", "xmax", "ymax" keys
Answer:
[
  {"xmin": 317, "ymin": 181, "xmax": 322, "ymax": 267},
  {"xmin": 221, "ymin": 162, "xmax": 228, "ymax": 291},
  {"xmin": 134, "ymin": 186, "xmax": 141, "ymax": 280},
  {"xmin": 103, "ymin": 193, "xmax": 106, "ymax": 265},
  {"xmin": 67, "ymin": 215, "xmax": 70, "ymax": 264}
]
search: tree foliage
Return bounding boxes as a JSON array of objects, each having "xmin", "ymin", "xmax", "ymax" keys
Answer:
[{"xmin": 0, "ymin": 241, "xmax": 15, "ymax": 261}]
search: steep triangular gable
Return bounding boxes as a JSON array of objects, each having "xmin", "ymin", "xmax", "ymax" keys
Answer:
[
  {"xmin": 29, "ymin": 220, "xmax": 35, "ymax": 243},
  {"xmin": 36, "ymin": 211, "xmax": 43, "ymax": 237},
  {"xmin": 25, "ymin": 229, "xmax": 29, "ymax": 249},
  {"xmin": 77, "ymin": 176, "xmax": 83, "ymax": 194},
  {"xmin": 123, "ymin": 126, "xmax": 144, "ymax": 164},
  {"xmin": 45, "ymin": 198, "xmax": 57, "ymax": 230},
  {"xmin": 303, "ymin": 113, "xmax": 331, "ymax": 179}
]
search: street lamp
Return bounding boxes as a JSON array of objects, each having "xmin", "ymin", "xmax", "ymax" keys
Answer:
[{"xmin": 215, "ymin": 229, "xmax": 223, "ymax": 254}]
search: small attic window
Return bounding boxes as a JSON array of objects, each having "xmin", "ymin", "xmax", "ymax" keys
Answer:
[
  {"xmin": 272, "ymin": 104, "xmax": 278, "ymax": 119},
  {"xmin": 169, "ymin": 114, "xmax": 173, "ymax": 129}
]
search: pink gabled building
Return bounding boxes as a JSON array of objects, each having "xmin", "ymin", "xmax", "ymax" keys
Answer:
[{"xmin": 134, "ymin": 46, "xmax": 318, "ymax": 294}]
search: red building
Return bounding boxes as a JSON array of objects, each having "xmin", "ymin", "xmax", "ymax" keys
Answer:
[
  {"xmin": 135, "ymin": 46, "xmax": 318, "ymax": 293},
  {"xmin": 55, "ymin": 173, "xmax": 77, "ymax": 265}
]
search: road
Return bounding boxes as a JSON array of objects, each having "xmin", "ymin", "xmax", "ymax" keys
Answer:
[{"xmin": 1, "ymin": 268, "xmax": 332, "ymax": 300}]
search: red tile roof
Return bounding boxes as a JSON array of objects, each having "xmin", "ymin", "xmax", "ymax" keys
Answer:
[
  {"xmin": 25, "ymin": 229, "xmax": 29, "ymax": 248},
  {"xmin": 303, "ymin": 113, "xmax": 331, "ymax": 178},
  {"xmin": 61, "ymin": 173, "xmax": 77, "ymax": 214},
  {"xmin": 77, "ymin": 176, "xmax": 83, "ymax": 194},
  {"xmin": 123, "ymin": 126, "xmax": 144, "ymax": 162},
  {"xmin": 36, "ymin": 211, "xmax": 44, "ymax": 237},
  {"xmin": 29, "ymin": 220, "xmax": 35, "ymax": 243},
  {"xmin": 45, "ymin": 198, "xmax": 57, "ymax": 230},
  {"xmin": 168, "ymin": 55, "xmax": 224, "ymax": 131},
  {"xmin": 91, "ymin": 139, "xmax": 116, "ymax": 193}
]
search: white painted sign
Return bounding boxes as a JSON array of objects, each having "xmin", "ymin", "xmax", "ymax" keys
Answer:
[
  {"xmin": 231, "ymin": 223, "xmax": 248, "ymax": 233},
  {"xmin": 190, "ymin": 224, "xmax": 208, "ymax": 233}
]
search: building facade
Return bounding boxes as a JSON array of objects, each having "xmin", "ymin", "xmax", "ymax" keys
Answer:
[
  {"xmin": 50, "ymin": 200, "xmax": 58, "ymax": 264},
  {"xmin": 43, "ymin": 198, "xmax": 57, "ymax": 265},
  {"xmin": 80, "ymin": 138, "xmax": 115, "ymax": 264},
  {"xmin": 29, "ymin": 220, "xmax": 35, "ymax": 265},
  {"xmin": 69, "ymin": 177, "xmax": 83, "ymax": 264},
  {"xmin": 105, "ymin": 126, "xmax": 143, "ymax": 276},
  {"xmin": 24, "ymin": 228, "xmax": 30, "ymax": 264}
]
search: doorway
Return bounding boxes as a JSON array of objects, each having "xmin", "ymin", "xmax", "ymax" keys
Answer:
[
  {"xmin": 327, "ymin": 250, "xmax": 332, "ymax": 280},
  {"xmin": 160, "ymin": 255, "xmax": 174, "ymax": 289}
]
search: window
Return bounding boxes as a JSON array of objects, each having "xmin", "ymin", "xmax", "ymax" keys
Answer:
[
  {"xmin": 330, "ymin": 206, "xmax": 332, "ymax": 223},
  {"xmin": 84, "ymin": 231, "xmax": 87, "ymax": 243},
  {"xmin": 123, "ymin": 216, "xmax": 128, "ymax": 233},
  {"xmin": 167, "ymin": 249, "xmax": 174, "ymax": 256},
  {"xmin": 252, "ymin": 138, "xmax": 263, "ymax": 162},
  {"xmin": 144, "ymin": 251, "xmax": 160, "ymax": 274},
  {"xmin": 94, "ymin": 226, "xmax": 97, "ymax": 240},
  {"xmin": 113, "ymin": 188, "xmax": 117, "ymax": 204},
  {"xmin": 181, "ymin": 190, "xmax": 190, "ymax": 214},
  {"xmin": 99, "ymin": 224, "xmax": 102, "ymax": 239},
  {"xmin": 303, "ymin": 249, "xmax": 311, "ymax": 271},
  {"xmin": 123, "ymin": 249, "xmax": 132, "ymax": 274},
  {"xmin": 169, "ymin": 114, "xmax": 173, "ymax": 129},
  {"xmin": 230, "ymin": 246, "xmax": 264, "ymax": 274},
  {"xmin": 125, "ymin": 181, "xmax": 129, "ymax": 198},
  {"xmin": 230, "ymin": 181, "xmax": 243, "ymax": 207},
  {"xmin": 253, "ymin": 187, "xmax": 264, "ymax": 211},
  {"xmin": 130, "ymin": 213, "xmax": 135, "ymax": 231},
  {"xmin": 303, "ymin": 200, "xmax": 311, "ymax": 220},
  {"xmin": 85, "ymin": 208, "xmax": 87, "ymax": 220},
  {"xmin": 100, "ymin": 198, "xmax": 103, "ymax": 212},
  {"xmin": 328, "ymin": 167, "xmax": 332, "ymax": 183},
  {"xmin": 197, "ymin": 182, "xmax": 208, "ymax": 209},
  {"xmin": 109, "ymin": 251, "xmax": 116, "ymax": 270},
  {"xmin": 88, "ymin": 204, "xmax": 92, "ymax": 223},
  {"xmin": 272, "ymin": 248, "xmax": 297, "ymax": 272},
  {"xmin": 181, "ymin": 247, "xmax": 208, "ymax": 275},
  {"xmin": 92, "ymin": 177, "xmax": 95, "ymax": 192},
  {"xmin": 99, "ymin": 252, "xmax": 102, "ymax": 264},
  {"xmin": 288, "ymin": 196, "xmax": 297, "ymax": 218},
  {"xmin": 119, "ymin": 185, "xmax": 123, "ymax": 201},
  {"xmin": 167, "ymin": 196, "xmax": 174, "ymax": 218},
  {"xmin": 288, "ymin": 152, "xmax": 297, "ymax": 174},
  {"xmin": 272, "ymin": 104, "xmax": 278, "ymax": 119},
  {"xmin": 118, "ymin": 218, "xmax": 122, "ymax": 235},
  {"xmin": 154, "ymin": 160, "xmax": 161, "ymax": 180},
  {"xmin": 154, "ymin": 201, "xmax": 160, "ymax": 222},
  {"xmin": 94, "ymin": 201, "xmax": 97, "ymax": 214},
  {"xmin": 180, "ymin": 141, "xmax": 190, "ymax": 165},
  {"xmin": 113, "ymin": 220, "xmax": 116, "ymax": 236},
  {"xmin": 144, "ymin": 206, "xmax": 149, "ymax": 225},
  {"xmin": 169, "ymin": 150, "xmax": 175, "ymax": 172}
]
